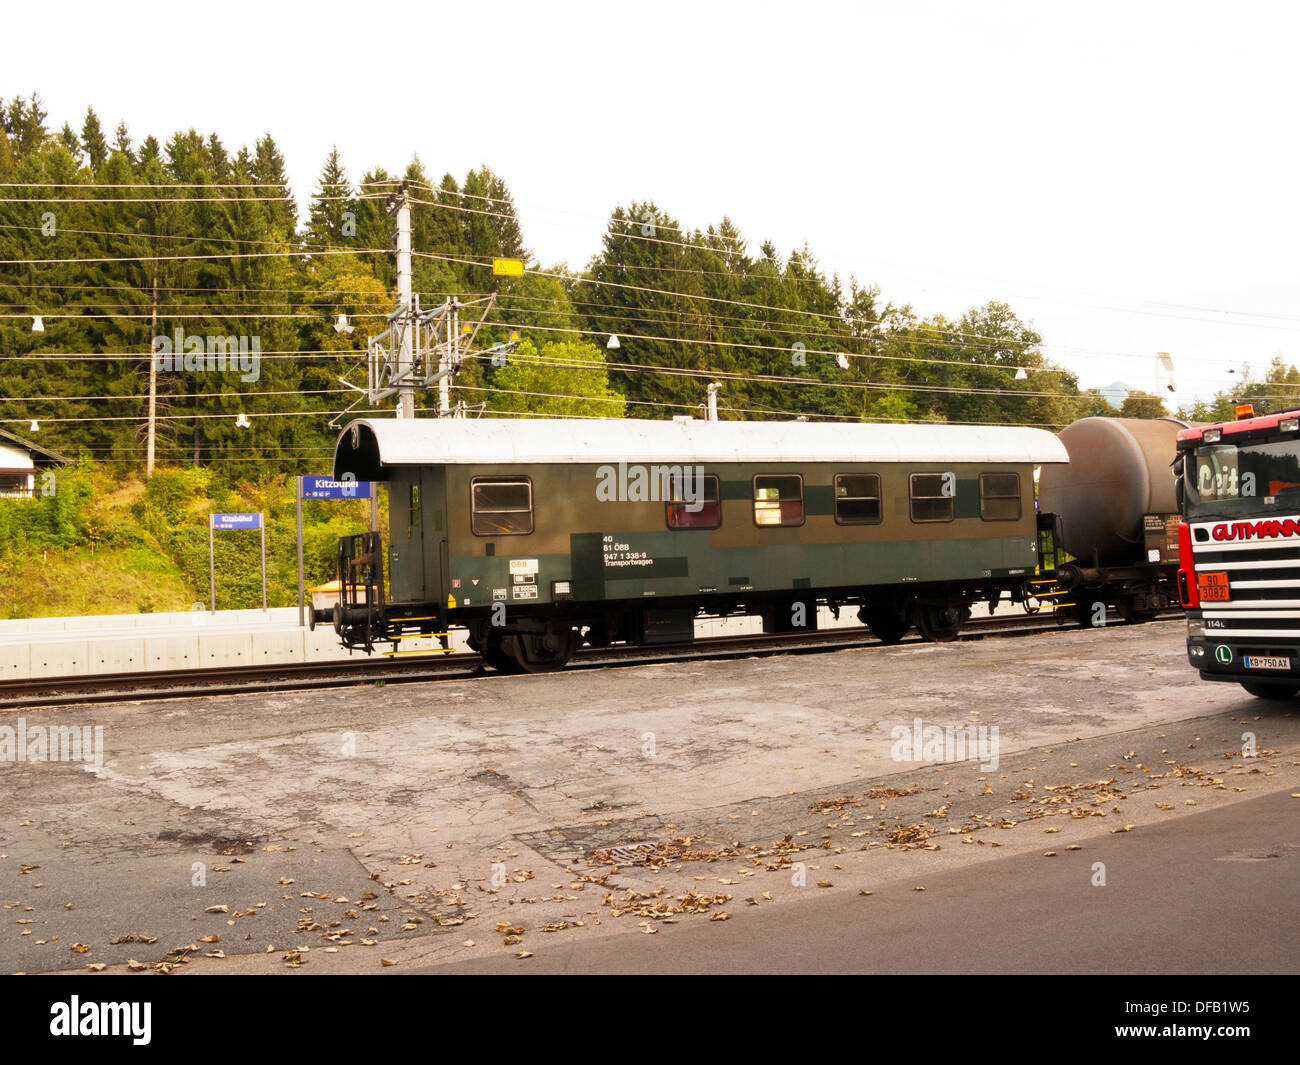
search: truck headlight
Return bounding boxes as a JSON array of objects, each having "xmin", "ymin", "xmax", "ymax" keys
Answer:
[{"xmin": 1188, "ymin": 620, "xmax": 1206, "ymax": 637}]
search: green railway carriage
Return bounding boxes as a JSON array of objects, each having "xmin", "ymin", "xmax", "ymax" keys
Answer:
[{"xmin": 328, "ymin": 417, "xmax": 1069, "ymax": 672}]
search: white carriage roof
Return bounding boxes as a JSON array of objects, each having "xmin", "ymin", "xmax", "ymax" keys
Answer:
[{"xmin": 333, "ymin": 418, "xmax": 1067, "ymax": 478}]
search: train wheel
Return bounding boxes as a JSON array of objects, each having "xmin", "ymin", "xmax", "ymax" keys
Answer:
[
  {"xmin": 507, "ymin": 627, "xmax": 577, "ymax": 674},
  {"xmin": 1071, "ymin": 596, "xmax": 1108, "ymax": 628},
  {"xmin": 482, "ymin": 630, "xmax": 525, "ymax": 674},
  {"xmin": 859, "ymin": 603, "xmax": 911, "ymax": 644},
  {"xmin": 915, "ymin": 604, "xmax": 965, "ymax": 643},
  {"xmin": 1240, "ymin": 681, "xmax": 1300, "ymax": 699},
  {"xmin": 1115, "ymin": 597, "xmax": 1157, "ymax": 624}
]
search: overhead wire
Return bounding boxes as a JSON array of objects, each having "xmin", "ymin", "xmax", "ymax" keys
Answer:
[
  {"xmin": 0, "ymin": 209, "xmax": 1266, "ymax": 369},
  {"xmin": 5, "ymin": 175, "xmax": 1298, "ymax": 326},
  {"xmin": 0, "ymin": 176, "xmax": 1276, "ymax": 423}
]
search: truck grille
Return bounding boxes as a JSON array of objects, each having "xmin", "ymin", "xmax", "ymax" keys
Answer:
[{"xmin": 1193, "ymin": 516, "xmax": 1300, "ymax": 637}]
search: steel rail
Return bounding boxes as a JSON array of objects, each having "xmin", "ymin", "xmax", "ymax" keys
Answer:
[{"xmin": 0, "ymin": 609, "xmax": 1183, "ymax": 709}]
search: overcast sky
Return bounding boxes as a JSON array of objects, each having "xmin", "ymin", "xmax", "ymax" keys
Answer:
[{"xmin": 8, "ymin": 0, "xmax": 1299, "ymax": 409}]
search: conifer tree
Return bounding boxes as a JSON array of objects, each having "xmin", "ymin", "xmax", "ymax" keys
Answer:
[
  {"xmin": 305, "ymin": 146, "xmax": 354, "ymax": 246},
  {"xmin": 80, "ymin": 107, "xmax": 107, "ymax": 170}
]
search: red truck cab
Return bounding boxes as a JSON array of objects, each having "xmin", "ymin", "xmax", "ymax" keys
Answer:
[{"xmin": 1177, "ymin": 405, "xmax": 1300, "ymax": 697}]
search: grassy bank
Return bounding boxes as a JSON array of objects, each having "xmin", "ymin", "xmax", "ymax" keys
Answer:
[{"xmin": 0, "ymin": 464, "xmax": 379, "ymax": 619}]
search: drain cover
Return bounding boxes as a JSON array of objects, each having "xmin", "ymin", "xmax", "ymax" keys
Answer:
[{"xmin": 603, "ymin": 843, "xmax": 657, "ymax": 865}]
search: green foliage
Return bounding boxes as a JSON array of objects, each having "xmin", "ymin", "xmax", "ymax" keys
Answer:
[
  {"xmin": 1, "ymin": 461, "xmax": 375, "ymax": 615},
  {"xmin": 1073, "ymin": 390, "xmax": 1120, "ymax": 419},
  {"xmin": 133, "ymin": 466, "xmax": 213, "ymax": 530},
  {"xmin": 1118, "ymin": 391, "xmax": 1170, "ymax": 419},
  {"xmin": 1180, "ymin": 356, "xmax": 1300, "ymax": 423},
  {"xmin": 0, "ymin": 94, "xmax": 1097, "ymax": 473},
  {"xmin": 485, "ymin": 339, "xmax": 625, "ymax": 418},
  {"xmin": 0, "ymin": 462, "xmax": 95, "ymax": 547},
  {"xmin": 876, "ymin": 302, "xmax": 1079, "ymax": 428}
]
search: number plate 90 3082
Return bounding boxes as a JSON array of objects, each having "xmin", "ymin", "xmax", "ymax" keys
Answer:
[{"xmin": 1197, "ymin": 572, "xmax": 1230, "ymax": 601}]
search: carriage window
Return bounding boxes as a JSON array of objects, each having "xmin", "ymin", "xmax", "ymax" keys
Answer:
[
  {"xmin": 910, "ymin": 473, "xmax": 954, "ymax": 523},
  {"xmin": 834, "ymin": 474, "xmax": 881, "ymax": 525},
  {"xmin": 408, "ymin": 483, "xmax": 419, "ymax": 537},
  {"xmin": 753, "ymin": 475, "xmax": 804, "ymax": 526},
  {"xmin": 980, "ymin": 472, "xmax": 1021, "ymax": 521},
  {"xmin": 471, "ymin": 477, "xmax": 534, "ymax": 535},
  {"xmin": 666, "ymin": 473, "xmax": 721, "ymax": 529}
]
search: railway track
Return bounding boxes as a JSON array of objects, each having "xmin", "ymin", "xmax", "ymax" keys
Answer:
[{"xmin": 0, "ymin": 608, "xmax": 1183, "ymax": 709}]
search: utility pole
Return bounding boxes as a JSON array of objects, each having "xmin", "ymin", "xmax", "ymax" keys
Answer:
[
  {"xmin": 438, "ymin": 298, "xmax": 460, "ymax": 417},
  {"xmin": 146, "ymin": 272, "xmax": 158, "ymax": 476},
  {"xmin": 343, "ymin": 214, "xmax": 517, "ymax": 423},
  {"xmin": 390, "ymin": 181, "xmax": 415, "ymax": 419}
]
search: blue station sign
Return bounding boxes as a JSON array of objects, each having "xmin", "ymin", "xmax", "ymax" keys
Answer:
[
  {"xmin": 300, "ymin": 475, "xmax": 371, "ymax": 500},
  {"xmin": 211, "ymin": 512, "xmax": 263, "ymax": 531}
]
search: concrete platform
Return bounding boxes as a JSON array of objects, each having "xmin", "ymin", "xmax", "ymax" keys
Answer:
[{"xmin": 0, "ymin": 606, "xmax": 457, "ymax": 680}]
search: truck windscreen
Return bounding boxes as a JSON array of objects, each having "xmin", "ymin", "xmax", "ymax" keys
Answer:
[{"xmin": 1185, "ymin": 439, "xmax": 1300, "ymax": 517}]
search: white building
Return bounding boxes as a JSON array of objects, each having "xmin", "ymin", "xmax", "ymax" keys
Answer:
[{"xmin": 0, "ymin": 428, "xmax": 69, "ymax": 498}]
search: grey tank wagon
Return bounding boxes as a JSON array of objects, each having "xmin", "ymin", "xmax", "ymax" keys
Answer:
[{"xmin": 327, "ymin": 417, "xmax": 1069, "ymax": 671}]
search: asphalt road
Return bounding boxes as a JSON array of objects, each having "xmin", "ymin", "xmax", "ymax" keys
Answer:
[
  {"xmin": 425, "ymin": 788, "xmax": 1300, "ymax": 974},
  {"xmin": 2, "ymin": 620, "xmax": 1297, "ymax": 976}
]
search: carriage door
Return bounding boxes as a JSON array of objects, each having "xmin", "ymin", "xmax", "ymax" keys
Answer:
[
  {"xmin": 388, "ymin": 470, "xmax": 426, "ymax": 603},
  {"xmin": 420, "ymin": 465, "xmax": 448, "ymax": 614}
]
